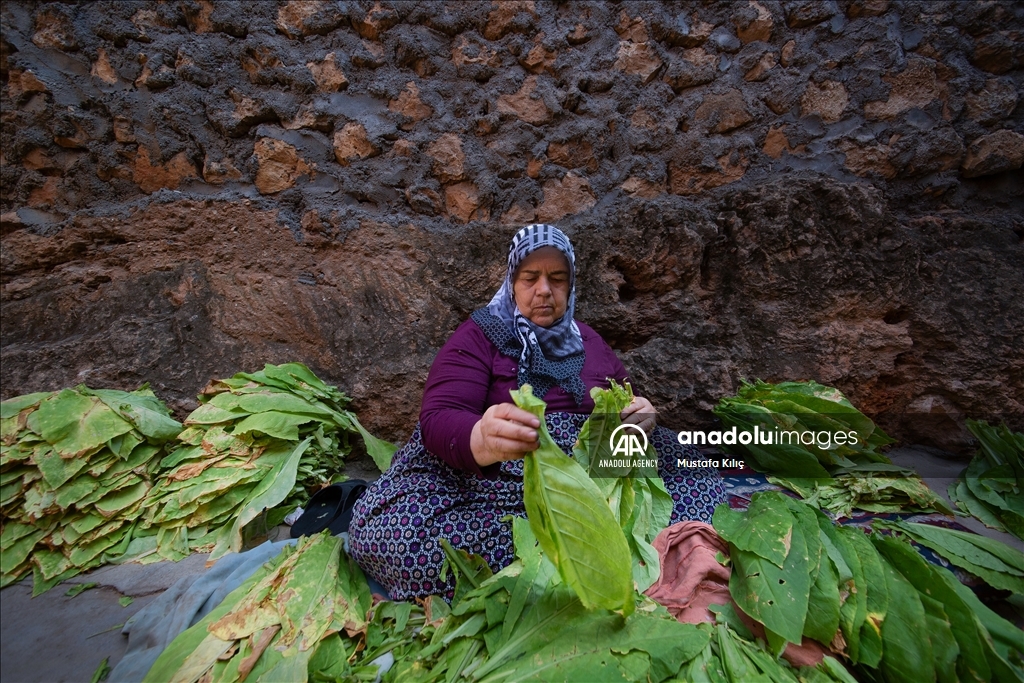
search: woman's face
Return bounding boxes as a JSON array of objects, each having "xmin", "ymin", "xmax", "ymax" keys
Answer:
[{"xmin": 513, "ymin": 246, "xmax": 571, "ymax": 328}]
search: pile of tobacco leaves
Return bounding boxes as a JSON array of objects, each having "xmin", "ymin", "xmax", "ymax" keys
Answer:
[
  {"xmin": 142, "ymin": 383, "xmax": 1023, "ymax": 683},
  {"xmin": 146, "ymin": 522, "xmax": 866, "ymax": 683},
  {"xmin": 714, "ymin": 380, "xmax": 952, "ymax": 518},
  {"xmin": 714, "ymin": 491, "xmax": 1024, "ymax": 682},
  {"xmin": 1, "ymin": 386, "xmax": 182, "ymax": 592},
  {"xmin": 1, "ymin": 363, "xmax": 396, "ymax": 591},
  {"xmin": 948, "ymin": 419, "xmax": 1024, "ymax": 540},
  {"xmin": 128, "ymin": 363, "xmax": 397, "ymax": 563}
]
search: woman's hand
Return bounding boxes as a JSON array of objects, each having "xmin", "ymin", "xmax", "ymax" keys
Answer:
[
  {"xmin": 470, "ymin": 403, "xmax": 541, "ymax": 468},
  {"xmin": 620, "ymin": 396, "xmax": 657, "ymax": 435}
]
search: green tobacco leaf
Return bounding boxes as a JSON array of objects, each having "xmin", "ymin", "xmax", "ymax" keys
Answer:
[
  {"xmin": 210, "ymin": 439, "xmax": 309, "ymax": 560},
  {"xmin": 882, "ymin": 521, "xmax": 1024, "ymax": 594},
  {"xmin": 874, "ymin": 539, "xmax": 936, "ymax": 683},
  {"xmin": 803, "ymin": 539, "xmax": 841, "ymax": 645},
  {"xmin": 231, "ymin": 411, "xmax": 315, "ymax": 441},
  {"xmin": 90, "ymin": 657, "xmax": 111, "ymax": 683},
  {"xmin": 184, "ymin": 403, "xmax": 247, "ymax": 425},
  {"xmin": 65, "ymin": 582, "xmax": 98, "ymax": 597},
  {"xmin": 728, "ymin": 517, "xmax": 812, "ymax": 645},
  {"xmin": 143, "ymin": 550, "xmax": 285, "ymax": 683},
  {"xmin": 213, "ymin": 390, "xmax": 337, "ymax": 420},
  {"xmin": 953, "ymin": 479, "xmax": 1009, "ymax": 532},
  {"xmin": 350, "ymin": 414, "xmax": 397, "ymax": 472},
  {"xmin": 86, "ymin": 387, "xmax": 182, "ymax": 442},
  {"xmin": 712, "ymin": 493, "xmax": 795, "ymax": 568},
  {"xmin": 1, "ymin": 392, "xmax": 53, "ymax": 419},
  {"xmin": 28, "ymin": 390, "xmax": 134, "ymax": 457},
  {"xmin": 512, "ymin": 384, "xmax": 634, "ymax": 616},
  {"xmin": 33, "ymin": 447, "xmax": 91, "ymax": 490},
  {"xmin": 835, "ymin": 526, "xmax": 886, "ymax": 668},
  {"xmin": 873, "ymin": 534, "xmax": 992, "ymax": 683}
]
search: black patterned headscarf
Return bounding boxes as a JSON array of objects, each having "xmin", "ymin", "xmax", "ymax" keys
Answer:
[{"xmin": 471, "ymin": 224, "xmax": 587, "ymax": 404}]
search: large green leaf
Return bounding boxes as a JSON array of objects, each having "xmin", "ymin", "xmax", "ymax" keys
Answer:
[
  {"xmin": 28, "ymin": 390, "xmax": 134, "ymax": 457},
  {"xmin": 512, "ymin": 385, "xmax": 633, "ymax": 616},
  {"xmin": 712, "ymin": 493, "xmax": 794, "ymax": 568},
  {"xmin": 350, "ymin": 414, "xmax": 397, "ymax": 472},
  {"xmin": 0, "ymin": 392, "xmax": 53, "ymax": 419},
  {"xmin": 880, "ymin": 521, "xmax": 1024, "ymax": 595},
  {"xmin": 85, "ymin": 387, "xmax": 182, "ymax": 442},
  {"xmin": 231, "ymin": 410, "xmax": 316, "ymax": 441},
  {"xmin": 210, "ymin": 439, "xmax": 309, "ymax": 560},
  {"xmin": 874, "ymin": 538, "xmax": 935, "ymax": 683},
  {"xmin": 32, "ymin": 447, "xmax": 90, "ymax": 490},
  {"xmin": 142, "ymin": 552, "xmax": 283, "ymax": 683},
  {"xmin": 727, "ymin": 516, "xmax": 812, "ymax": 645}
]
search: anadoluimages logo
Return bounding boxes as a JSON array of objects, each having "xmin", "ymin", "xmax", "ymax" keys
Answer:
[{"xmin": 609, "ymin": 423, "xmax": 649, "ymax": 458}]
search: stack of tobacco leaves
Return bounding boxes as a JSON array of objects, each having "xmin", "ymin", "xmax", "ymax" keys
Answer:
[
  {"xmin": 572, "ymin": 380, "xmax": 673, "ymax": 593},
  {"xmin": 949, "ymin": 419, "xmax": 1024, "ymax": 540},
  {"xmin": 131, "ymin": 363, "xmax": 396, "ymax": 563},
  {"xmin": 877, "ymin": 520, "xmax": 1024, "ymax": 595},
  {"xmin": 1, "ymin": 386, "xmax": 182, "ymax": 593},
  {"xmin": 713, "ymin": 491, "xmax": 1024, "ymax": 682},
  {"xmin": 146, "ymin": 516, "xmax": 862, "ymax": 683},
  {"xmin": 772, "ymin": 473, "xmax": 955, "ymax": 520},
  {"xmin": 143, "ymin": 531, "xmax": 373, "ymax": 683},
  {"xmin": 715, "ymin": 380, "xmax": 952, "ymax": 518}
]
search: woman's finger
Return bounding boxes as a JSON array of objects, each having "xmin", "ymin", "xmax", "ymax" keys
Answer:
[
  {"xmin": 484, "ymin": 417, "xmax": 538, "ymax": 444},
  {"xmin": 490, "ymin": 402, "xmax": 541, "ymax": 428}
]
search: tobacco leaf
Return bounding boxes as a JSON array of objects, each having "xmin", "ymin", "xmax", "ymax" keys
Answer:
[
  {"xmin": 727, "ymin": 519, "xmax": 811, "ymax": 645},
  {"xmin": 879, "ymin": 520, "xmax": 1024, "ymax": 595},
  {"xmin": 712, "ymin": 492, "xmax": 794, "ymax": 568},
  {"xmin": 576, "ymin": 381, "xmax": 671, "ymax": 592},
  {"xmin": 512, "ymin": 384, "xmax": 633, "ymax": 616},
  {"xmin": 27, "ymin": 390, "xmax": 135, "ymax": 458},
  {"xmin": 872, "ymin": 537, "xmax": 936, "ymax": 683}
]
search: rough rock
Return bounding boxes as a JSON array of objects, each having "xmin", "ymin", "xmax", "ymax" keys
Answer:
[
  {"xmin": 254, "ymin": 138, "xmax": 313, "ymax": 194},
  {"xmin": 840, "ymin": 140, "xmax": 897, "ymax": 179},
  {"xmin": 388, "ymin": 82, "xmax": 433, "ymax": 129},
  {"xmin": 91, "ymin": 48, "xmax": 119, "ymax": 85},
  {"xmin": 865, "ymin": 59, "xmax": 947, "ymax": 120},
  {"xmin": 965, "ymin": 78, "xmax": 1019, "ymax": 125},
  {"xmin": 496, "ymin": 75, "xmax": 552, "ymax": 125},
  {"xmin": 536, "ymin": 174, "xmax": 596, "ymax": 222},
  {"xmin": 426, "ymin": 133, "xmax": 466, "ymax": 183},
  {"xmin": 734, "ymin": 1, "xmax": 773, "ymax": 44},
  {"xmin": 333, "ymin": 122, "xmax": 378, "ymax": 165},
  {"xmin": 961, "ymin": 130, "xmax": 1024, "ymax": 177},
  {"xmin": 444, "ymin": 182, "xmax": 488, "ymax": 223},
  {"xmin": 547, "ymin": 140, "xmax": 597, "ymax": 172},
  {"xmin": 483, "ymin": 1, "xmax": 537, "ymax": 41},
  {"xmin": 694, "ymin": 90, "xmax": 752, "ymax": 133},
  {"xmin": 133, "ymin": 148, "xmax": 199, "ymax": 194},
  {"xmin": 800, "ymin": 80, "xmax": 848, "ymax": 123},
  {"xmin": 669, "ymin": 153, "xmax": 748, "ymax": 194},
  {"xmin": 614, "ymin": 42, "xmax": 662, "ymax": 83},
  {"xmin": 663, "ymin": 48, "xmax": 717, "ymax": 92},
  {"xmin": 306, "ymin": 53, "xmax": 348, "ymax": 92}
]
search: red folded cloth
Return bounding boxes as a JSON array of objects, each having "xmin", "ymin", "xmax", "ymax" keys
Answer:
[{"xmin": 644, "ymin": 521, "xmax": 828, "ymax": 668}]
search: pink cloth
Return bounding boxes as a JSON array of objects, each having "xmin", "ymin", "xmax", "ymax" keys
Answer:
[{"xmin": 645, "ymin": 521, "xmax": 828, "ymax": 668}]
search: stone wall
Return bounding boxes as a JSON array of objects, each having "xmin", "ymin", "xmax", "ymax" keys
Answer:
[{"xmin": 2, "ymin": 0, "xmax": 1022, "ymax": 452}]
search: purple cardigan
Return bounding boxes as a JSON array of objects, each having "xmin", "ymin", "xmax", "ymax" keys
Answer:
[{"xmin": 419, "ymin": 317, "xmax": 629, "ymax": 475}]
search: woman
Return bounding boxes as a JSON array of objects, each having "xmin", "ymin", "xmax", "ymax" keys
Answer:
[{"xmin": 349, "ymin": 224, "xmax": 725, "ymax": 600}]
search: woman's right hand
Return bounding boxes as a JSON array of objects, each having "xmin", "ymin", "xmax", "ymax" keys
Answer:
[{"xmin": 470, "ymin": 403, "xmax": 541, "ymax": 468}]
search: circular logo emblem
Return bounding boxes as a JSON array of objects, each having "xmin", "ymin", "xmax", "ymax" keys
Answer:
[{"xmin": 609, "ymin": 423, "xmax": 649, "ymax": 457}]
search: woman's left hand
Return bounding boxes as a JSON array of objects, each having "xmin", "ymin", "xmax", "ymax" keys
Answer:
[{"xmin": 620, "ymin": 396, "xmax": 657, "ymax": 435}]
